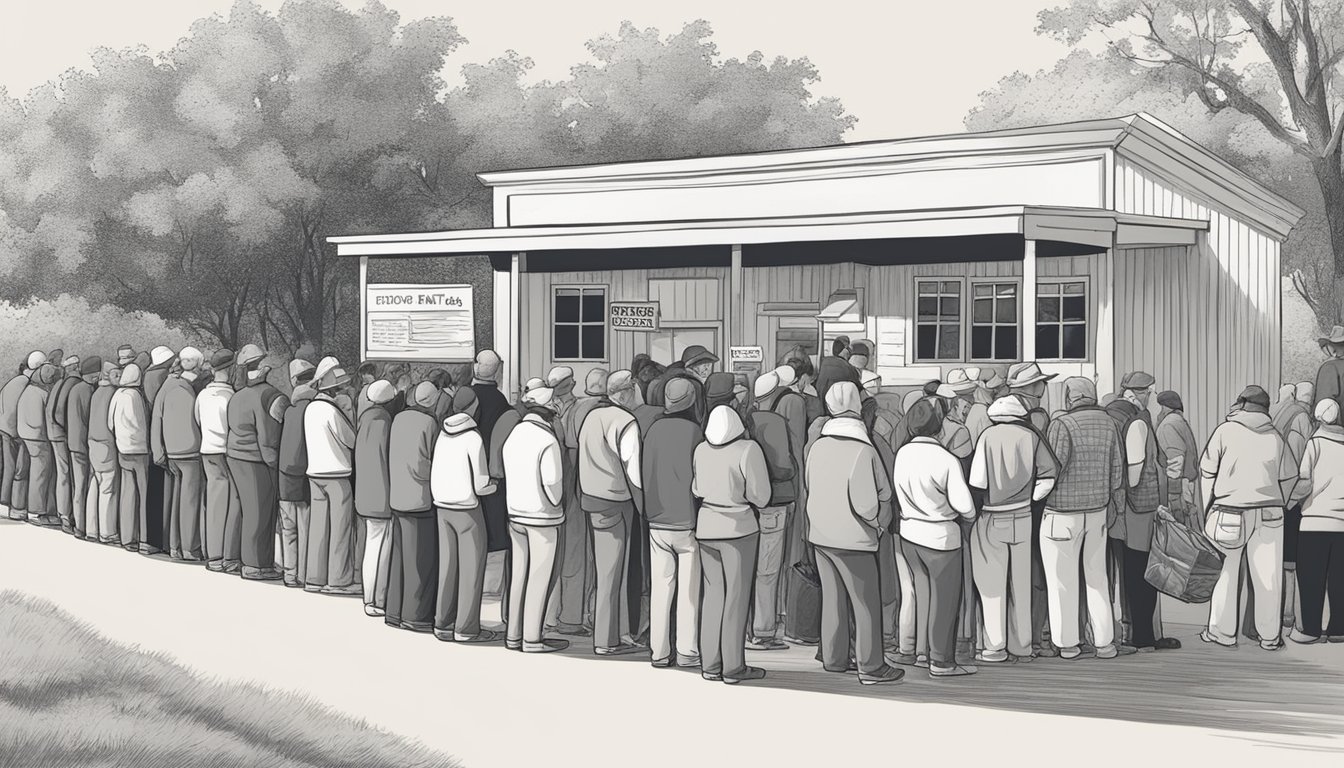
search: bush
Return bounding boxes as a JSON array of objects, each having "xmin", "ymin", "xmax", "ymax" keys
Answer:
[{"xmin": 0, "ymin": 294, "xmax": 206, "ymax": 374}]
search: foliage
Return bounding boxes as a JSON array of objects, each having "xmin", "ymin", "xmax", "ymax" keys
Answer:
[{"xmin": 0, "ymin": 294, "xmax": 205, "ymax": 374}]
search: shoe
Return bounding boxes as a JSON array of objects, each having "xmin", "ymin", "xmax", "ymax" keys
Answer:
[
  {"xmin": 455, "ymin": 629, "xmax": 501, "ymax": 644},
  {"xmin": 702, "ymin": 671, "xmax": 723, "ymax": 682},
  {"xmin": 723, "ymin": 666, "xmax": 766, "ymax": 685},
  {"xmin": 858, "ymin": 664, "xmax": 905, "ymax": 685},
  {"xmin": 169, "ymin": 548, "xmax": 183, "ymax": 560},
  {"xmin": 320, "ymin": 584, "xmax": 362, "ymax": 596},
  {"xmin": 975, "ymin": 650, "xmax": 1010, "ymax": 664},
  {"xmin": 651, "ymin": 657, "xmax": 674, "ymax": 668},
  {"xmin": 206, "ymin": 561, "xmax": 225, "ymax": 572},
  {"xmin": 823, "ymin": 660, "xmax": 859, "ymax": 673},
  {"xmin": 1059, "ymin": 646, "xmax": 1097, "ymax": 661},
  {"xmin": 1154, "ymin": 637, "xmax": 1182, "ymax": 650},
  {"xmin": 745, "ymin": 637, "xmax": 789, "ymax": 651},
  {"xmin": 915, "ymin": 653, "xmax": 929, "ymax": 668},
  {"xmin": 1095, "ymin": 644, "xmax": 1138, "ymax": 659},
  {"xmin": 283, "ymin": 580, "xmax": 301, "ymax": 589},
  {"xmin": 505, "ymin": 638, "xmax": 523, "ymax": 651},
  {"xmin": 222, "ymin": 562, "xmax": 242, "ymax": 574},
  {"xmin": 1199, "ymin": 630, "xmax": 1236, "ymax": 648},
  {"xmin": 930, "ymin": 663, "xmax": 978, "ymax": 677},
  {"xmin": 1326, "ymin": 635, "xmax": 1344, "ymax": 643},
  {"xmin": 138, "ymin": 546, "xmax": 162, "ymax": 556},
  {"xmin": 784, "ymin": 634, "xmax": 819, "ymax": 647},
  {"xmin": 434, "ymin": 628, "xmax": 455, "ymax": 642},
  {"xmin": 675, "ymin": 653, "xmax": 701, "ymax": 668},
  {"xmin": 1259, "ymin": 638, "xmax": 1283, "ymax": 651},
  {"xmin": 594, "ymin": 643, "xmax": 643, "ymax": 657},
  {"xmin": 523, "ymin": 638, "xmax": 569, "ymax": 654},
  {"xmin": 1283, "ymin": 616, "xmax": 1297, "ymax": 628},
  {"xmin": 1288, "ymin": 628, "xmax": 1323, "ymax": 645},
  {"xmin": 1035, "ymin": 642, "xmax": 1060, "ymax": 658},
  {"xmin": 242, "ymin": 568, "xmax": 283, "ymax": 581},
  {"xmin": 365, "ymin": 605, "xmax": 386, "ymax": 618},
  {"xmin": 552, "ymin": 622, "xmax": 592, "ymax": 637},
  {"xmin": 889, "ymin": 652, "xmax": 919, "ymax": 666}
]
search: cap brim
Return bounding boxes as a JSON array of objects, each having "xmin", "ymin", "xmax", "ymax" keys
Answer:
[
  {"xmin": 1009, "ymin": 373, "xmax": 1054, "ymax": 387},
  {"xmin": 686, "ymin": 353, "xmax": 719, "ymax": 367}
]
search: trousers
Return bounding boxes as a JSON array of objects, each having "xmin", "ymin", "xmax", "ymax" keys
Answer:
[
  {"xmin": 52, "ymin": 441, "xmax": 72, "ymax": 528},
  {"xmin": 816, "ymin": 544, "xmax": 885, "ymax": 675},
  {"xmin": 69, "ymin": 451, "xmax": 92, "ymax": 538},
  {"xmin": 87, "ymin": 442, "xmax": 119, "ymax": 543},
  {"xmin": 589, "ymin": 501, "xmax": 635, "ymax": 649},
  {"xmin": 24, "ymin": 439, "xmax": 55, "ymax": 519},
  {"xmin": 649, "ymin": 528, "xmax": 700, "ymax": 662},
  {"xmin": 167, "ymin": 457, "xmax": 203, "ymax": 559},
  {"xmin": 970, "ymin": 510, "xmax": 1033, "ymax": 657},
  {"xmin": 507, "ymin": 520, "xmax": 561, "ymax": 644},
  {"xmin": 117, "ymin": 453, "xmax": 149, "ymax": 548},
  {"xmin": 900, "ymin": 538, "xmax": 963, "ymax": 667},
  {"xmin": 0, "ymin": 432, "xmax": 22, "ymax": 512},
  {"xmin": 229, "ymin": 458, "xmax": 278, "ymax": 574},
  {"xmin": 1039, "ymin": 509, "xmax": 1115, "ymax": 651},
  {"xmin": 699, "ymin": 534, "xmax": 759, "ymax": 676},
  {"xmin": 437, "ymin": 505, "xmax": 487, "ymax": 637},
  {"xmin": 1206, "ymin": 506, "xmax": 1284, "ymax": 647},
  {"xmin": 1297, "ymin": 531, "xmax": 1344, "ymax": 637},
  {"xmin": 751, "ymin": 505, "xmax": 789, "ymax": 638},
  {"xmin": 306, "ymin": 476, "xmax": 356, "ymax": 589},
  {"xmin": 278, "ymin": 501, "xmax": 309, "ymax": 585},
  {"xmin": 200, "ymin": 454, "xmax": 238, "ymax": 567},
  {"xmin": 361, "ymin": 517, "xmax": 393, "ymax": 609}
]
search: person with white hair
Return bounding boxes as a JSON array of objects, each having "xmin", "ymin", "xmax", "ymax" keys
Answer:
[
  {"xmin": 151, "ymin": 347, "xmax": 205, "ymax": 560},
  {"xmin": 502, "ymin": 384, "xmax": 568, "ymax": 653},
  {"xmin": 1288, "ymin": 397, "xmax": 1344, "ymax": 643},
  {"xmin": 0, "ymin": 352, "xmax": 43, "ymax": 521},
  {"xmin": 109, "ymin": 362, "xmax": 150, "ymax": 549},
  {"xmin": 228, "ymin": 344, "xmax": 289, "ymax": 581}
]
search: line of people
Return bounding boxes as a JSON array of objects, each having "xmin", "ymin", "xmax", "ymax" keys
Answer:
[{"xmin": 3, "ymin": 337, "xmax": 1341, "ymax": 690}]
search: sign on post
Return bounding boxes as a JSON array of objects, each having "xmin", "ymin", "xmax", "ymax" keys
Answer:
[
  {"xmin": 610, "ymin": 302, "xmax": 660, "ymax": 332},
  {"xmin": 365, "ymin": 284, "xmax": 475, "ymax": 362},
  {"xmin": 729, "ymin": 346, "xmax": 764, "ymax": 375}
]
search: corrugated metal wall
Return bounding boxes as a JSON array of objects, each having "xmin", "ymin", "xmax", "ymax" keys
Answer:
[{"xmin": 1114, "ymin": 157, "xmax": 1282, "ymax": 444}]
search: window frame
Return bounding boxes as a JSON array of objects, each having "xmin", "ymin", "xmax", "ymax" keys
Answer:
[
  {"xmin": 967, "ymin": 279, "xmax": 1023, "ymax": 363},
  {"xmin": 1034, "ymin": 278, "xmax": 1091, "ymax": 362},
  {"xmin": 912, "ymin": 277, "xmax": 966, "ymax": 362},
  {"xmin": 551, "ymin": 284, "xmax": 609, "ymax": 363}
]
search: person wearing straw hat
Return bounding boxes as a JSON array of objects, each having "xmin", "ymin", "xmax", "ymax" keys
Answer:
[
  {"xmin": 228, "ymin": 344, "xmax": 289, "ymax": 581},
  {"xmin": 108, "ymin": 362, "xmax": 150, "ymax": 548},
  {"xmin": 303, "ymin": 356, "xmax": 358, "ymax": 595},
  {"xmin": 385, "ymin": 381, "xmax": 445, "ymax": 629},
  {"xmin": 354, "ymin": 380, "xmax": 396, "ymax": 616},
  {"xmin": 197, "ymin": 350, "xmax": 239, "ymax": 571},
  {"xmin": 64, "ymin": 356, "xmax": 100, "ymax": 539},
  {"xmin": 1314, "ymin": 325, "xmax": 1344, "ymax": 410},
  {"xmin": 277, "ymin": 359, "xmax": 318, "ymax": 587},
  {"xmin": 151, "ymin": 348, "xmax": 205, "ymax": 561},
  {"xmin": 502, "ymin": 384, "xmax": 569, "ymax": 653},
  {"xmin": 0, "ymin": 353, "xmax": 43, "ymax": 521}
]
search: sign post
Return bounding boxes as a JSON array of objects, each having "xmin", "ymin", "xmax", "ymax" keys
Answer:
[
  {"xmin": 609, "ymin": 302, "xmax": 661, "ymax": 332},
  {"xmin": 364, "ymin": 283, "xmax": 475, "ymax": 362},
  {"xmin": 729, "ymin": 345, "xmax": 764, "ymax": 381}
]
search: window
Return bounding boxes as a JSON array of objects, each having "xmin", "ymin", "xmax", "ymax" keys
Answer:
[
  {"xmin": 1036, "ymin": 281, "xmax": 1088, "ymax": 360},
  {"xmin": 915, "ymin": 280, "xmax": 962, "ymax": 361},
  {"xmin": 970, "ymin": 282, "xmax": 1019, "ymax": 360},
  {"xmin": 553, "ymin": 287, "xmax": 606, "ymax": 361}
]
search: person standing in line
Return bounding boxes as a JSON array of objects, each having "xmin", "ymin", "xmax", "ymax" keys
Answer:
[
  {"xmin": 552, "ymin": 368, "xmax": 608, "ymax": 637},
  {"xmin": 354, "ymin": 380, "xmax": 396, "ymax": 617},
  {"xmin": 227, "ymin": 345, "xmax": 288, "ymax": 581},
  {"xmin": 354, "ymin": 362, "xmax": 378, "ymax": 421},
  {"xmin": 116, "ymin": 345, "xmax": 135, "ymax": 368},
  {"xmin": 197, "ymin": 350, "xmax": 239, "ymax": 572},
  {"xmin": 46, "ymin": 355, "xmax": 79, "ymax": 534},
  {"xmin": 19, "ymin": 363, "xmax": 60, "ymax": 527},
  {"xmin": 745, "ymin": 371, "xmax": 803, "ymax": 652},
  {"xmin": 304, "ymin": 357, "xmax": 359, "ymax": 596},
  {"xmin": 1313, "ymin": 326, "xmax": 1344, "ymax": 409},
  {"xmin": 646, "ymin": 346, "xmax": 718, "ymax": 421},
  {"xmin": 0, "ymin": 353, "xmax": 42, "ymax": 522},
  {"xmin": 968, "ymin": 394, "xmax": 1058, "ymax": 663},
  {"xmin": 63, "ymin": 357, "xmax": 99, "ymax": 541},
  {"xmin": 142, "ymin": 345, "xmax": 176, "ymax": 553},
  {"xmin": 1040, "ymin": 377, "xmax": 1134, "ymax": 660},
  {"xmin": 108, "ymin": 363, "xmax": 150, "ymax": 550},
  {"xmin": 150, "ymin": 347, "xmax": 204, "ymax": 561},
  {"xmin": 277, "ymin": 360, "xmax": 317, "ymax": 588},
  {"xmin": 965, "ymin": 371, "xmax": 1001, "ymax": 445},
  {"xmin": 893, "ymin": 399, "xmax": 978, "ymax": 677},
  {"xmin": 1287, "ymin": 398, "xmax": 1344, "ymax": 644},
  {"xmin": 642, "ymin": 378, "xmax": 704, "ymax": 668},
  {"xmin": 1199, "ymin": 385, "xmax": 1298, "ymax": 651},
  {"xmin": 540, "ymin": 366, "xmax": 578, "ymax": 633},
  {"xmin": 1156, "ymin": 391, "xmax": 1202, "ymax": 531},
  {"xmin": 87, "ymin": 364, "xmax": 120, "ymax": 544},
  {"xmin": 385, "ymin": 382, "xmax": 442, "ymax": 631},
  {"xmin": 468, "ymin": 350, "xmax": 514, "ymax": 573},
  {"xmin": 802, "ymin": 383, "xmax": 904, "ymax": 685},
  {"xmin": 1004, "ymin": 361, "xmax": 1059, "ymax": 658},
  {"xmin": 432, "ymin": 386, "xmax": 501, "ymax": 643},
  {"xmin": 578, "ymin": 370, "xmax": 646, "ymax": 656},
  {"xmin": 1261, "ymin": 380, "xmax": 1315, "ymax": 635}
]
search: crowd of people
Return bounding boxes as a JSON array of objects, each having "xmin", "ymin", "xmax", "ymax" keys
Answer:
[{"xmin": 1, "ymin": 332, "xmax": 1341, "ymax": 688}]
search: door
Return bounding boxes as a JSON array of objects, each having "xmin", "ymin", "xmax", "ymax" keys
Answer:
[{"xmin": 649, "ymin": 327, "xmax": 719, "ymax": 367}]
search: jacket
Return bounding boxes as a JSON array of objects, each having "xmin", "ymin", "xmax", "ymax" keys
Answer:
[
  {"xmin": 749, "ymin": 401, "xmax": 798, "ymax": 506},
  {"xmin": 432, "ymin": 413, "xmax": 497, "ymax": 511},
  {"xmin": 1106, "ymin": 398, "xmax": 1166, "ymax": 514},
  {"xmin": 227, "ymin": 380, "xmax": 287, "ymax": 467},
  {"xmin": 17, "ymin": 376, "xmax": 50, "ymax": 442},
  {"xmin": 107, "ymin": 367, "xmax": 148, "ymax": 455},
  {"xmin": 353, "ymin": 405, "xmax": 393, "ymax": 519},
  {"xmin": 46, "ymin": 374, "xmax": 76, "ymax": 442},
  {"xmin": 893, "ymin": 436, "xmax": 976, "ymax": 550},
  {"xmin": 389, "ymin": 406, "xmax": 437, "ymax": 513},
  {"xmin": 1200, "ymin": 410, "xmax": 1297, "ymax": 510},
  {"xmin": 578, "ymin": 403, "xmax": 642, "ymax": 504},
  {"xmin": 814, "ymin": 356, "xmax": 861, "ymax": 404},
  {"xmin": 487, "ymin": 406, "xmax": 523, "ymax": 480},
  {"xmin": 142, "ymin": 365, "xmax": 171, "ymax": 413},
  {"xmin": 1290, "ymin": 425, "xmax": 1344, "ymax": 533},
  {"xmin": 641, "ymin": 411, "xmax": 704, "ymax": 531},
  {"xmin": 304, "ymin": 396, "xmax": 355, "ymax": 478},
  {"xmin": 64, "ymin": 379, "xmax": 95, "ymax": 455},
  {"xmin": 1314, "ymin": 357, "xmax": 1344, "ymax": 411},
  {"xmin": 502, "ymin": 413, "xmax": 564, "ymax": 524},
  {"xmin": 1044, "ymin": 404, "xmax": 1124, "ymax": 514},
  {"xmin": 1156, "ymin": 409, "xmax": 1200, "ymax": 490},
  {"xmin": 151, "ymin": 376, "xmax": 202, "ymax": 462},
  {"xmin": 0, "ymin": 372, "xmax": 30, "ymax": 437},
  {"xmin": 470, "ymin": 382, "xmax": 512, "ymax": 447},
  {"xmin": 803, "ymin": 416, "xmax": 892, "ymax": 552},
  {"xmin": 1271, "ymin": 398, "xmax": 1313, "ymax": 464},
  {"xmin": 563, "ymin": 395, "xmax": 601, "ymax": 450},
  {"xmin": 195, "ymin": 382, "xmax": 233, "ymax": 455},
  {"xmin": 969, "ymin": 400, "xmax": 1058, "ymax": 514},
  {"xmin": 278, "ymin": 384, "xmax": 315, "ymax": 501},
  {"xmin": 692, "ymin": 406, "xmax": 771, "ymax": 541}
]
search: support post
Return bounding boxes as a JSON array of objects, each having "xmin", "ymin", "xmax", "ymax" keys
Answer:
[
  {"xmin": 1095, "ymin": 246, "xmax": 1116, "ymax": 395},
  {"xmin": 1022, "ymin": 238, "xmax": 1038, "ymax": 362},
  {"xmin": 729, "ymin": 244, "xmax": 743, "ymax": 353},
  {"xmin": 509, "ymin": 252, "xmax": 523, "ymax": 402},
  {"xmin": 358, "ymin": 256, "xmax": 368, "ymax": 363}
]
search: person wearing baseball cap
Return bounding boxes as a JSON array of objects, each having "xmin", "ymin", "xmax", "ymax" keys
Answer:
[
  {"xmin": 197, "ymin": 351, "xmax": 236, "ymax": 571},
  {"xmin": 150, "ymin": 347, "xmax": 205, "ymax": 561},
  {"xmin": 275, "ymin": 358, "xmax": 318, "ymax": 588},
  {"xmin": 225, "ymin": 343, "xmax": 290, "ymax": 581},
  {"xmin": 1199, "ymin": 384, "xmax": 1299, "ymax": 651}
]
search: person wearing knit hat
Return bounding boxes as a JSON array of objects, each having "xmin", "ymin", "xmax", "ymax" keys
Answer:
[
  {"xmin": 1199, "ymin": 384, "xmax": 1299, "ymax": 651},
  {"xmin": 151, "ymin": 345, "xmax": 207, "ymax": 561},
  {"xmin": 353, "ymin": 379, "xmax": 397, "ymax": 614},
  {"xmin": 227, "ymin": 342, "xmax": 290, "ymax": 580},
  {"xmin": 17, "ymin": 363, "xmax": 61, "ymax": 527},
  {"xmin": 743, "ymin": 369, "xmax": 801, "ymax": 652},
  {"xmin": 803, "ymin": 380, "xmax": 902, "ymax": 684},
  {"xmin": 1155, "ymin": 389, "xmax": 1201, "ymax": 532},
  {"xmin": 116, "ymin": 345, "xmax": 135, "ymax": 366},
  {"xmin": 968, "ymin": 391, "xmax": 1057, "ymax": 663},
  {"xmin": 383, "ymin": 379, "xmax": 446, "ymax": 627},
  {"xmin": 108, "ymin": 363, "xmax": 150, "ymax": 548},
  {"xmin": 275, "ymin": 358, "xmax": 319, "ymax": 587},
  {"xmin": 64, "ymin": 355, "xmax": 102, "ymax": 535}
]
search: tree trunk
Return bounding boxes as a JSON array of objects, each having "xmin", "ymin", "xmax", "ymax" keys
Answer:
[{"xmin": 1314, "ymin": 156, "xmax": 1344, "ymax": 326}]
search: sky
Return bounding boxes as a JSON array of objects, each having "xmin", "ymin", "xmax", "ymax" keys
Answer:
[{"xmin": 0, "ymin": 0, "xmax": 1078, "ymax": 142}]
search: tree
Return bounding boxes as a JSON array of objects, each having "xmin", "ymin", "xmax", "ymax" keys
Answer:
[{"xmin": 1036, "ymin": 0, "xmax": 1344, "ymax": 327}]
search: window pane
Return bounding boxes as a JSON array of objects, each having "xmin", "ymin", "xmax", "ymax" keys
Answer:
[
  {"xmin": 971, "ymin": 326, "xmax": 992, "ymax": 359},
  {"xmin": 1038, "ymin": 297, "xmax": 1060, "ymax": 322},
  {"xmin": 941, "ymin": 281, "xmax": 959, "ymax": 294},
  {"xmin": 918, "ymin": 281, "xmax": 938, "ymax": 296},
  {"xmin": 581, "ymin": 324, "xmax": 605, "ymax": 359},
  {"xmin": 1062, "ymin": 296, "xmax": 1086, "ymax": 322},
  {"xmin": 973, "ymin": 298, "xmax": 993, "ymax": 323},
  {"xmin": 581, "ymin": 292, "xmax": 605, "ymax": 322},
  {"xmin": 939, "ymin": 296, "xmax": 960, "ymax": 320},
  {"xmin": 554, "ymin": 325, "xmax": 580, "ymax": 359},
  {"xmin": 938, "ymin": 325, "xmax": 960, "ymax": 359},
  {"xmin": 1062, "ymin": 325, "xmax": 1086, "ymax": 359},
  {"xmin": 1037, "ymin": 327, "xmax": 1059, "ymax": 359},
  {"xmin": 996, "ymin": 296, "xmax": 1017, "ymax": 323},
  {"xmin": 995, "ymin": 326, "xmax": 1017, "ymax": 360},
  {"xmin": 1038, "ymin": 283, "xmax": 1060, "ymax": 297},
  {"xmin": 1064, "ymin": 283, "xmax": 1086, "ymax": 295},
  {"xmin": 555, "ymin": 292, "xmax": 580, "ymax": 323},
  {"xmin": 917, "ymin": 296, "xmax": 938, "ymax": 319},
  {"xmin": 973, "ymin": 284, "xmax": 992, "ymax": 298},
  {"xmin": 996, "ymin": 284, "xmax": 1016, "ymax": 298},
  {"xmin": 916, "ymin": 325, "xmax": 938, "ymax": 360}
]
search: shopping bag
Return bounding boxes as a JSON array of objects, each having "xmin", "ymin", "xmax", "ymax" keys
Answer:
[{"xmin": 1144, "ymin": 506, "xmax": 1225, "ymax": 603}]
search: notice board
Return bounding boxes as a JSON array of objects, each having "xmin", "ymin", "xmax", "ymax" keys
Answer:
[
  {"xmin": 365, "ymin": 284, "xmax": 475, "ymax": 362},
  {"xmin": 609, "ymin": 301, "xmax": 660, "ymax": 331}
]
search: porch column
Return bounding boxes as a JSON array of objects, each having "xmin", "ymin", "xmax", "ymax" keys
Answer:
[
  {"xmin": 729, "ymin": 244, "xmax": 743, "ymax": 351},
  {"xmin": 1095, "ymin": 246, "xmax": 1116, "ymax": 394},
  {"xmin": 510, "ymin": 252, "xmax": 524, "ymax": 402},
  {"xmin": 1022, "ymin": 238, "xmax": 1038, "ymax": 361},
  {"xmin": 492, "ymin": 253, "xmax": 521, "ymax": 403},
  {"xmin": 358, "ymin": 256, "xmax": 369, "ymax": 362}
]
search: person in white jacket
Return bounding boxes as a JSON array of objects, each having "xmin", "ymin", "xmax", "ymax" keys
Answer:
[
  {"xmin": 502, "ymin": 385, "xmax": 568, "ymax": 653},
  {"xmin": 431, "ymin": 386, "xmax": 500, "ymax": 643},
  {"xmin": 108, "ymin": 363, "xmax": 150, "ymax": 552},
  {"xmin": 304, "ymin": 358, "xmax": 359, "ymax": 596}
]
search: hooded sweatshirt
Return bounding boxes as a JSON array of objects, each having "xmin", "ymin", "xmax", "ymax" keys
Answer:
[
  {"xmin": 503, "ymin": 412, "xmax": 564, "ymax": 524},
  {"xmin": 803, "ymin": 415, "xmax": 892, "ymax": 552},
  {"xmin": 108, "ymin": 366, "xmax": 149, "ymax": 455},
  {"xmin": 432, "ymin": 413, "xmax": 497, "ymax": 511},
  {"xmin": 1270, "ymin": 397, "xmax": 1313, "ymax": 464},
  {"xmin": 353, "ymin": 404, "xmax": 393, "ymax": 519},
  {"xmin": 17, "ymin": 367, "xmax": 56, "ymax": 441},
  {"xmin": 388, "ymin": 405, "xmax": 437, "ymax": 513},
  {"xmin": 1290, "ymin": 424, "xmax": 1344, "ymax": 532},
  {"xmin": 1199, "ymin": 410, "xmax": 1297, "ymax": 509},
  {"xmin": 692, "ymin": 405, "xmax": 771, "ymax": 541},
  {"xmin": 1156, "ymin": 408, "xmax": 1200, "ymax": 487},
  {"xmin": 641, "ymin": 410, "xmax": 704, "ymax": 531},
  {"xmin": 969, "ymin": 395, "xmax": 1058, "ymax": 513}
]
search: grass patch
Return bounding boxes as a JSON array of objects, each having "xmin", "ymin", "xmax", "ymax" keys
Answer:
[{"xmin": 0, "ymin": 590, "xmax": 458, "ymax": 768}]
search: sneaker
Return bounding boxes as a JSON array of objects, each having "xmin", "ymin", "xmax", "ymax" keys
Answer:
[
  {"xmin": 1326, "ymin": 635, "xmax": 1344, "ymax": 643},
  {"xmin": 321, "ymin": 584, "xmax": 362, "ymax": 596},
  {"xmin": 1059, "ymin": 646, "xmax": 1096, "ymax": 661},
  {"xmin": 1095, "ymin": 644, "xmax": 1138, "ymax": 659},
  {"xmin": 823, "ymin": 660, "xmax": 859, "ymax": 673},
  {"xmin": 434, "ymin": 628, "xmax": 455, "ymax": 642},
  {"xmin": 723, "ymin": 666, "xmax": 766, "ymax": 685},
  {"xmin": 1035, "ymin": 642, "xmax": 1060, "ymax": 658},
  {"xmin": 206, "ymin": 561, "xmax": 225, "ymax": 573},
  {"xmin": 458, "ymin": 630, "xmax": 502, "ymax": 644},
  {"xmin": 784, "ymin": 634, "xmax": 819, "ymax": 647},
  {"xmin": 858, "ymin": 664, "xmax": 905, "ymax": 685},
  {"xmin": 594, "ymin": 643, "xmax": 643, "ymax": 657},
  {"xmin": 523, "ymin": 638, "xmax": 569, "ymax": 654},
  {"xmin": 675, "ymin": 653, "xmax": 702, "ymax": 668},
  {"xmin": 889, "ymin": 652, "xmax": 919, "ymax": 667},
  {"xmin": 651, "ymin": 657, "xmax": 674, "ymax": 668},
  {"xmin": 1154, "ymin": 637, "xmax": 1182, "ymax": 650},
  {"xmin": 702, "ymin": 670, "xmax": 723, "ymax": 682},
  {"xmin": 505, "ymin": 638, "xmax": 523, "ymax": 651},
  {"xmin": 242, "ymin": 568, "xmax": 283, "ymax": 581},
  {"xmin": 745, "ymin": 637, "xmax": 789, "ymax": 651},
  {"xmin": 975, "ymin": 650, "xmax": 1010, "ymax": 664},
  {"xmin": 915, "ymin": 653, "xmax": 929, "ymax": 668},
  {"xmin": 929, "ymin": 663, "xmax": 978, "ymax": 677},
  {"xmin": 1199, "ymin": 630, "xmax": 1236, "ymax": 648},
  {"xmin": 283, "ymin": 579, "xmax": 301, "ymax": 588},
  {"xmin": 1288, "ymin": 628, "xmax": 1322, "ymax": 645},
  {"xmin": 364, "ymin": 605, "xmax": 386, "ymax": 618},
  {"xmin": 552, "ymin": 622, "xmax": 592, "ymax": 637},
  {"xmin": 1259, "ymin": 638, "xmax": 1283, "ymax": 651}
]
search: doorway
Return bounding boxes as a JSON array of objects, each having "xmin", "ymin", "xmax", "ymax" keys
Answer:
[{"xmin": 650, "ymin": 326, "xmax": 719, "ymax": 367}]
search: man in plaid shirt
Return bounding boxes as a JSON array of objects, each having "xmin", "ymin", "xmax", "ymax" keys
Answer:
[{"xmin": 1040, "ymin": 377, "xmax": 1135, "ymax": 660}]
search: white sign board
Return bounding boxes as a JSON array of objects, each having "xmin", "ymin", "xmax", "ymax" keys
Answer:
[
  {"xmin": 610, "ymin": 302, "xmax": 660, "ymax": 332},
  {"xmin": 729, "ymin": 346, "xmax": 764, "ymax": 364},
  {"xmin": 365, "ymin": 284, "xmax": 475, "ymax": 362}
]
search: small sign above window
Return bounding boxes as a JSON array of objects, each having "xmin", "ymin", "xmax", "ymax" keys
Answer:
[{"xmin": 610, "ymin": 302, "xmax": 661, "ymax": 332}]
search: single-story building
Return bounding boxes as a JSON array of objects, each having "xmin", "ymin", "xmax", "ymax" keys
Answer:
[{"xmin": 331, "ymin": 113, "xmax": 1304, "ymax": 444}]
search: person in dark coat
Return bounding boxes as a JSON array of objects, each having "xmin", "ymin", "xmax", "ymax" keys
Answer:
[
  {"xmin": 142, "ymin": 345, "xmax": 176, "ymax": 552},
  {"xmin": 355, "ymin": 380, "xmax": 396, "ymax": 617},
  {"xmin": 151, "ymin": 347, "xmax": 205, "ymax": 561},
  {"xmin": 47, "ymin": 355, "xmax": 79, "ymax": 534},
  {"xmin": 227, "ymin": 344, "xmax": 289, "ymax": 581},
  {"xmin": 468, "ymin": 350, "xmax": 512, "ymax": 559},
  {"xmin": 65, "ymin": 357, "xmax": 99, "ymax": 539},
  {"xmin": 18, "ymin": 363, "xmax": 59, "ymax": 526},
  {"xmin": 647, "ymin": 345, "xmax": 717, "ymax": 421},
  {"xmin": 1314, "ymin": 326, "xmax": 1344, "ymax": 410},
  {"xmin": 278, "ymin": 359, "xmax": 316, "ymax": 587},
  {"xmin": 1, "ymin": 353, "xmax": 43, "ymax": 521},
  {"xmin": 385, "ymin": 382, "xmax": 442, "ymax": 632},
  {"xmin": 703, "ymin": 373, "xmax": 738, "ymax": 425}
]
